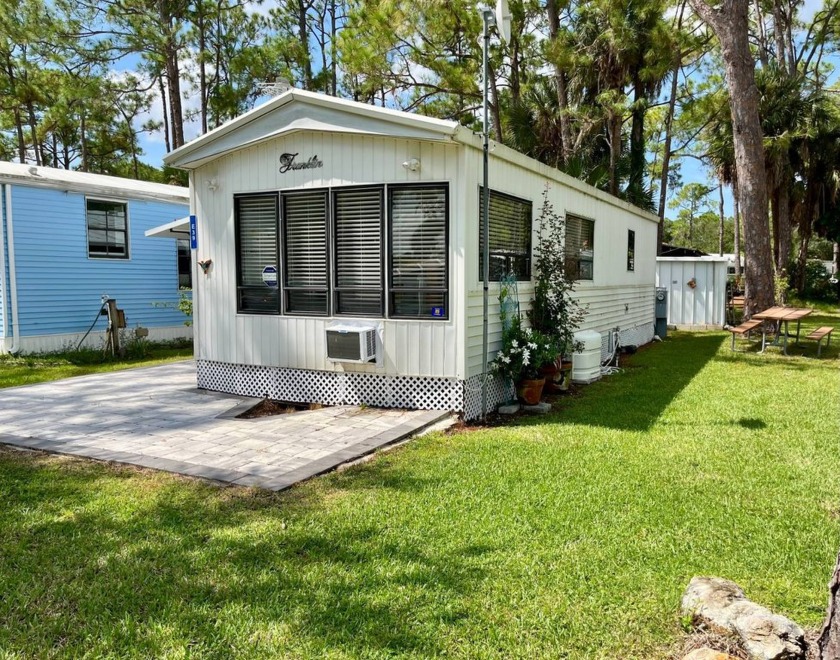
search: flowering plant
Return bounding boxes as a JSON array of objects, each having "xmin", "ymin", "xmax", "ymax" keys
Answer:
[{"xmin": 490, "ymin": 315, "xmax": 559, "ymax": 381}]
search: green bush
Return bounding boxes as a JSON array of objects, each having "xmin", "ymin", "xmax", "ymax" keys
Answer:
[{"xmin": 788, "ymin": 259, "xmax": 838, "ymax": 301}]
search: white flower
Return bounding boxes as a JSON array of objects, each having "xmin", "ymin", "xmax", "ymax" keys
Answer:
[
  {"xmin": 522, "ymin": 349, "xmax": 531, "ymax": 365},
  {"xmin": 511, "ymin": 339, "xmax": 519, "ymax": 348},
  {"xmin": 497, "ymin": 350, "xmax": 504, "ymax": 359},
  {"xmin": 528, "ymin": 342, "xmax": 537, "ymax": 349},
  {"xmin": 524, "ymin": 327, "xmax": 533, "ymax": 336},
  {"xmin": 502, "ymin": 356, "xmax": 511, "ymax": 364}
]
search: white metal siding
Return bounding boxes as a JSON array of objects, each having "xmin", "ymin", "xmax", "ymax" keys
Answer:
[
  {"xmin": 655, "ymin": 258, "xmax": 728, "ymax": 327},
  {"xmin": 192, "ymin": 132, "xmax": 464, "ymax": 378},
  {"xmin": 463, "ymin": 147, "xmax": 658, "ymax": 377}
]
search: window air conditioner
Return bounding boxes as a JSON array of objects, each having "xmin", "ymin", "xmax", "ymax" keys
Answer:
[{"xmin": 326, "ymin": 324, "xmax": 377, "ymax": 363}]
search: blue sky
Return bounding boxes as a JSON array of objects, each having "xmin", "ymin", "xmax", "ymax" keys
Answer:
[{"xmin": 132, "ymin": 0, "xmax": 830, "ymax": 221}]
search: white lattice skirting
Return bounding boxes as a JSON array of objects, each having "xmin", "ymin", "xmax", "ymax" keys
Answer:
[
  {"xmin": 196, "ymin": 360, "xmax": 514, "ymax": 421},
  {"xmin": 197, "ymin": 323, "xmax": 654, "ymax": 421}
]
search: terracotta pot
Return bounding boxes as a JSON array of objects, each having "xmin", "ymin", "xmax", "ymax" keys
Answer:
[
  {"xmin": 539, "ymin": 364, "xmax": 560, "ymax": 394},
  {"xmin": 517, "ymin": 377, "xmax": 546, "ymax": 405}
]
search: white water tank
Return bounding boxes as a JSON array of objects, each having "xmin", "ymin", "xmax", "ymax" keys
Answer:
[{"xmin": 572, "ymin": 330, "xmax": 602, "ymax": 384}]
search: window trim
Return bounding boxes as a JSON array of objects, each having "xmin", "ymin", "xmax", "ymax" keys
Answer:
[
  {"xmin": 388, "ymin": 182, "xmax": 450, "ymax": 320},
  {"xmin": 176, "ymin": 237, "xmax": 192, "ymax": 289},
  {"xmin": 564, "ymin": 213, "xmax": 595, "ymax": 282},
  {"xmin": 234, "ymin": 192, "xmax": 281, "ymax": 315},
  {"xmin": 234, "ymin": 182, "xmax": 451, "ymax": 321},
  {"xmin": 86, "ymin": 196, "xmax": 130, "ymax": 260},
  {"xmin": 331, "ymin": 184, "xmax": 385, "ymax": 318},
  {"xmin": 281, "ymin": 188, "xmax": 331, "ymax": 317},
  {"xmin": 478, "ymin": 187, "xmax": 533, "ymax": 283},
  {"xmin": 627, "ymin": 229, "xmax": 635, "ymax": 272}
]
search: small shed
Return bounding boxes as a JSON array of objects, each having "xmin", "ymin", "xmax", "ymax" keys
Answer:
[
  {"xmin": 0, "ymin": 163, "xmax": 191, "ymax": 353},
  {"xmin": 655, "ymin": 256, "xmax": 729, "ymax": 328},
  {"xmin": 164, "ymin": 89, "xmax": 660, "ymax": 418}
]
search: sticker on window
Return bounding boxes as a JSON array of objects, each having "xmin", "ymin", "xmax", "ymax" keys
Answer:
[
  {"xmin": 431, "ymin": 306, "xmax": 445, "ymax": 318},
  {"xmin": 261, "ymin": 265, "xmax": 278, "ymax": 288}
]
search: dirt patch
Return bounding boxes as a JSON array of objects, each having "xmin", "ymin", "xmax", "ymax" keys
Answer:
[{"xmin": 237, "ymin": 399, "xmax": 325, "ymax": 419}]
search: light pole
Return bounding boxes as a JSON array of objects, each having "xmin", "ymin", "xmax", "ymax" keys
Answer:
[{"xmin": 480, "ymin": 1, "xmax": 510, "ymax": 422}]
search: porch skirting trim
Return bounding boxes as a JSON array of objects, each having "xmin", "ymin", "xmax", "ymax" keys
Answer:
[{"xmin": 196, "ymin": 360, "xmax": 510, "ymax": 421}]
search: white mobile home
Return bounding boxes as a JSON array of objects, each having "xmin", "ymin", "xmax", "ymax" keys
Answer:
[{"xmin": 164, "ymin": 90, "xmax": 658, "ymax": 419}]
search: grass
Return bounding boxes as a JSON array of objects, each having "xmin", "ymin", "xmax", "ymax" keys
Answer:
[
  {"xmin": 0, "ymin": 314, "xmax": 838, "ymax": 658},
  {"xmin": 0, "ymin": 340, "xmax": 194, "ymax": 389}
]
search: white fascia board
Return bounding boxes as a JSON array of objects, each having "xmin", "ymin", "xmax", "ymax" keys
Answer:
[
  {"xmin": 0, "ymin": 163, "xmax": 189, "ymax": 204},
  {"xmin": 145, "ymin": 216, "xmax": 191, "ymax": 238},
  {"xmin": 165, "ymin": 89, "xmax": 458, "ymax": 170}
]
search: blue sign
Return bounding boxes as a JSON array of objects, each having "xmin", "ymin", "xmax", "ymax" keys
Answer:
[
  {"xmin": 261, "ymin": 265, "xmax": 278, "ymax": 288},
  {"xmin": 189, "ymin": 215, "xmax": 198, "ymax": 250},
  {"xmin": 431, "ymin": 306, "xmax": 445, "ymax": 318}
]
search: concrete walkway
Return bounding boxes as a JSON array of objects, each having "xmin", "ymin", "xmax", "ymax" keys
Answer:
[{"xmin": 0, "ymin": 361, "xmax": 449, "ymax": 490}]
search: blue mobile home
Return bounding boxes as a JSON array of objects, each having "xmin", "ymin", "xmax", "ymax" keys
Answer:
[{"xmin": 0, "ymin": 162, "xmax": 192, "ymax": 354}]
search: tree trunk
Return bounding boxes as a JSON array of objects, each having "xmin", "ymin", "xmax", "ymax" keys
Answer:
[
  {"xmin": 298, "ymin": 0, "xmax": 313, "ymax": 90},
  {"xmin": 657, "ymin": 2, "xmax": 685, "ymax": 250},
  {"xmin": 546, "ymin": 0, "xmax": 573, "ymax": 166},
  {"xmin": 159, "ymin": 76, "xmax": 171, "ymax": 154},
  {"xmin": 159, "ymin": 0, "xmax": 184, "ymax": 150},
  {"xmin": 753, "ymin": 0, "xmax": 770, "ymax": 66},
  {"xmin": 777, "ymin": 175, "xmax": 791, "ymax": 273},
  {"xmin": 718, "ymin": 182, "xmax": 725, "ymax": 255},
  {"xmin": 688, "ymin": 0, "xmax": 774, "ymax": 317},
  {"xmin": 197, "ymin": 6, "xmax": 208, "ymax": 135},
  {"xmin": 817, "ymin": 549, "xmax": 840, "ymax": 659},
  {"xmin": 628, "ymin": 71, "xmax": 646, "ymax": 205},
  {"xmin": 330, "ymin": 0, "xmax": 337, "ymax": 96},
  {"xmin": 608, "ymin": 111, "xmax": 622, "ymax": 197},
  {"xmin": 733, "ymin": 174, "xmax": 742, "ymax": 278}
]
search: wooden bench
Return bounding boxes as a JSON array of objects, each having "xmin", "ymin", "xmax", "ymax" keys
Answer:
[
  {"xmin": 729, "ymin": 319, "xmax": 764, "ymax": 351},
  {"xmin": 805, "ymin": 326, "xmax": 833, "ymax": 357}
]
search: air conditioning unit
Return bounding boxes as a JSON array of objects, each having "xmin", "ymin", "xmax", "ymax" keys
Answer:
[{"xmin": 326, "ymin": 324, "xmax": 377, "ymax": 363}]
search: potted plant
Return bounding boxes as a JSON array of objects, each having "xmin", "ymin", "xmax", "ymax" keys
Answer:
[
  {"xmin": 527, "ymin": 187, "xmax": 587, "ymax": 389},
  {"xmin": 490, "ymin": 315, "xmax": 559, "ymax": 405}
]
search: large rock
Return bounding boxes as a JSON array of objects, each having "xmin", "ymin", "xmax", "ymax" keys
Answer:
[{"xmin": 681, "ymin": 577, "xmax": 806, "ymax": 660}]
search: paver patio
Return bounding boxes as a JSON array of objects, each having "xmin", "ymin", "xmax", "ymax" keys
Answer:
[{"xmin": 0, "ymin": 360, "xmax": 449, "ymax": 490}]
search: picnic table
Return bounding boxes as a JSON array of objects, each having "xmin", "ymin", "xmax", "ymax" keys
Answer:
[{"xmin": 752, "ymin": 306, "xmax": 813, "ymax": 355}]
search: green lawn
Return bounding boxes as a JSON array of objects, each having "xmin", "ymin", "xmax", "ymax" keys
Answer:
[
  {"xmin": 0, "ymin": 343, "xmax": 194, "ymax": 389},
  {"xmin": 0, "ymin": 318, "xmax": 838, "ymax": 658}
]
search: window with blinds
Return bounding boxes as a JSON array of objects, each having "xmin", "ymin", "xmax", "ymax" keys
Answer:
[
  {"xmin": 627, "ymin": 229, "xmax": 635, "ymax": 271},
  {"xmin": 564, "ymin": 214, "xmax": 595, "ymax": 281},
  {"xmin": 389, "ymin": 184, "xmax": 448, "ymax": 319},
  {"xmin": 235, "ymin": 194, "xmax": 280, "ymax": 313},
  {"xmin": 282, "ymin": 190, "xmax": 329, "ymax": 315},
  {"xmin": 333, "ymin": 187, "xmax": 384, "ymax": 316},
  {"xmin": 87, "ymin": 199, "xmax": 129, "ymax": 259},
  {"xmin": 478, "ymin": 189, "xmax": 532, "ymax": 281}
]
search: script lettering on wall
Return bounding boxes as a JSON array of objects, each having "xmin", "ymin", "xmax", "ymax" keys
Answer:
[{"xmin": 279, "ymin": 152, "xmax": 324, "ymax": 173}]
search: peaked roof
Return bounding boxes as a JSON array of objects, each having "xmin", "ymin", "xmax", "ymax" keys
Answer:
[
  {"xmin": 164, "ymin": 89, "xmax": 463, "ymax": 170},
  {"xmin": 0, "ymin": 161, "xmax": 189, "ymax": 204}
]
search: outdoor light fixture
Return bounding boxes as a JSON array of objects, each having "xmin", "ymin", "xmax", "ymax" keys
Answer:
[
  {"xmin": 480, "ymin": 0, "xmax": 510, "ymax": 422},
  {"xmin": 206, "ymin": 178, "xmax": 218, "ymax": 191},
  {"xmin": 402, "ymin": 158, "xmax": 421, "ymax": 172}
]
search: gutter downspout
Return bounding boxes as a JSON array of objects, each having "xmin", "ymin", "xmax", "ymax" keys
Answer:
[
  {"xmin": 4, "ymin": 183, "xmax": 20, "ymax": 353},
  {"xmin": 0, "ymin": 184, "xmax": 7, "ymax": 350}
]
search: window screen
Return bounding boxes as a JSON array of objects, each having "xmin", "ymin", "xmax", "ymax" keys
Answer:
[
  {"xmin": 389, "ymin": 185, "xmax": 448, "ymax": 319},
  {"xmin": 87, "ymin": 199, "xmax": 128, "ymax": 258},
  {"xmin": 627, "ymin": 229, "xmax": 635, "ymax": 271},
  {"xmin": 283, "ymin": 190, "xmax": 329, "ymax": 315},
  {"xmin": 236, "ymin": 195, "xmax": 280, "ymax": 313},
  {"xmin": 478, "ymin": 189, "xmax": 531, "ymax": 281},
  {"xmin": 564, "ymin": 215, "xmax": 595, "ymax": 281},
  {"xmin": 333, "ymin": 187, "xmax": 383, "ymax": 316},
  {"xmin": 177, "ymin": 238, "xmax": 191, "ymax": 288}
]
